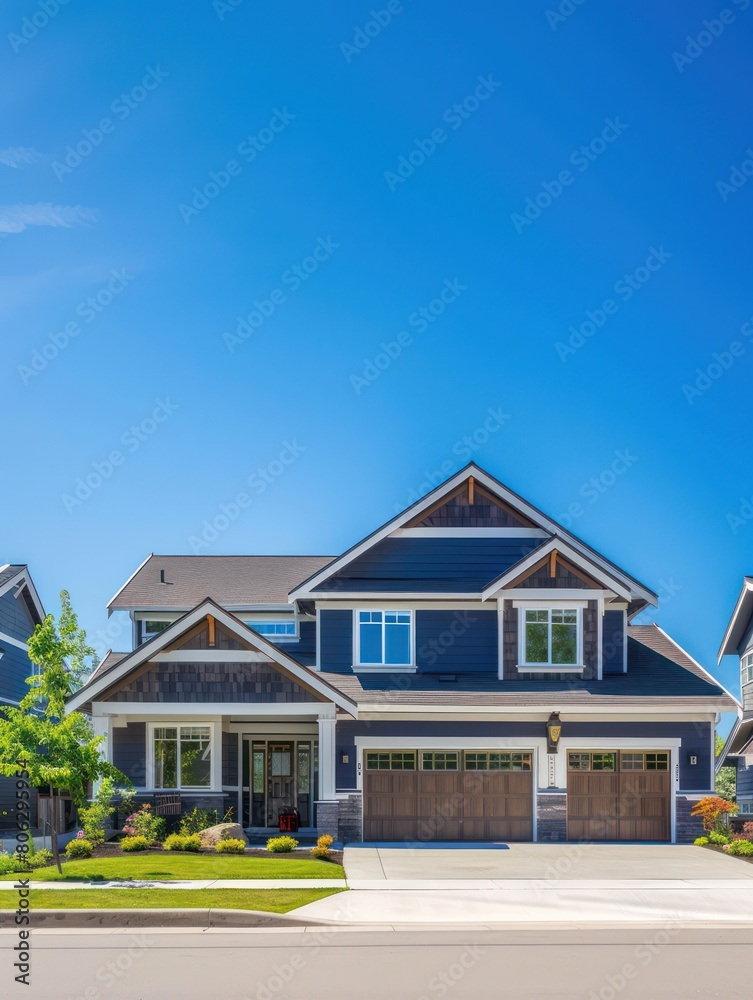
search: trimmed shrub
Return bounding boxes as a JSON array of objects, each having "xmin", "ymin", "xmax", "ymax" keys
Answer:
[
  {"xmin": 123, "ymin": 804, "xmax": 166, "ymax": 845},
  {"xmin": 310, "ymin": 833, "xmax": 335, "ymax": 859},
  {"xmin": 164, "ymin": 833, "xmax": 202, "ymax": 853},
  {"xmin": 25, "ymin": 849, "xmax": 54, "ymax": 869},
  {"xmin": 727, "ymin": 839, "xmax": 753, "ymax": 856},
  {"xmin": 121, "ymin": 835, "xmax": 150, "ymax": 853},
  {"xmin": 694, "ymin": 836, "xmax": 710, "ymax": 847},
  {"xmin": 266, "ymin": 836, "xmax": 298, "ymax": 853},
  {"xmin": 215, "ymin": 838, "xmax": 246, "ymax": 855},
  {"xmin": 709, "ymin": 830, "xmax": 731, "ymax": 846},
  {"xmin": 0, "ymin": 853, "xmax": 15, "ymax": 875},
  {"xmin": 65, "ymin": 838, "xmax": 94, "ymax": 860}
]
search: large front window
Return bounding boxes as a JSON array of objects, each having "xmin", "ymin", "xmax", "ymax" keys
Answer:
[
  {"xmin": 523, "ymin": 608, "xmax": 579, "ymax": 666},
  {"xmin": 153, "ymin": 725, "xmax": 212, "ymax": 788},
  {"xmin": 358, "ymin": 610, "xmax": 412, "ymax": 665}
]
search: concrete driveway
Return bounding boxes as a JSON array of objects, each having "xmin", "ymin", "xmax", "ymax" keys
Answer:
[{"xmin": 343, "ymin": 842, "xmax": 753, "ymax": 885}]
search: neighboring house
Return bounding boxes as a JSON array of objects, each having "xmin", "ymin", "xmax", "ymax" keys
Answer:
[
  {"xmin": 0, "ymin": 565, "xmax": 45, "ymax": 830},
  {"xmin": 717, "ymin": 579, "xmax": 753, "ymax": 817},
  {"xmin": 68, "ymin": 465, "xmax": 738, "ymax": 843}
]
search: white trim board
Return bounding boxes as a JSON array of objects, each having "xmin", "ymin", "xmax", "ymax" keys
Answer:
[
  {"xmin": 0, "ymin": 567, "xmax": 45, "ymax": 624},
  {"xmin": 392, "ymin": 528, "xmax": 550, "ymax": 539},
  {"xmin": 0, "ymin": 630, "xmax": 28, "ymax": 651},
  {"xmin": 93, "ymin": 701, "xmax": 336, "ymax": 718}
]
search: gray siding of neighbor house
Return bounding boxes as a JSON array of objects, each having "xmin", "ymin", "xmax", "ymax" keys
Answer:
[
  {"xmin": 222, "ymin": 731, "xmax": 238, "ymax": 787},
  {"xmin": 314, "ymin": 537, "xmax": 545, "ymax": 592},
  {"xmin": 112, "ymin": 722, "xmax": 147, "ymax": 787},
  {"xmin": 737, "ymin": 755, "xmax": 753, "ymax": 799},
  {"xmin": 602, "ymin": 609, "xmax": 626, "ymax": 675},
  {"xmin": 334, "ymin": 719, "xmax": 713, "ymax": 791},
  {"xmin": 415, "ymin": 610, "xmax": 497, "ymax": 673},
  {"xmin": 105, "ymin": 661, "xmax": 320, "ymax": 703},
  {"xmin": 0, "ymin": 589, "xmax": 37, "ymax": 705}
]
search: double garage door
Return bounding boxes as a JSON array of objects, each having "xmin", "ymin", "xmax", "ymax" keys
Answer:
[
  {"xmin": 363, "ymin": 750, "xmax": 534, "ymax": 842},
  {"xmin": 362, "ymin": 748, "xmax": 671, "ymax": 843}
]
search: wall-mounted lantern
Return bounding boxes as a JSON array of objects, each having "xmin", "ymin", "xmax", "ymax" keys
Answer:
[{"xmin": 546, "ymin": 712, "xmax": 562, "ymax": 754}]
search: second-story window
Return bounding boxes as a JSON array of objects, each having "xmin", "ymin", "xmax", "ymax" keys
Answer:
[
  {"xmin": 742, "ymin": 651, "xmax": 753, "ymax": 686},
  {"xmin": 358, "ymin": 611, "xmax": 412, "ymax": 665},
  {"xmin": 522, "ymin": 608, "xmax": 580, "ymax": 666},
  {"xmin": 248, "ymin": 621, "xmax": 297, "ymax": 639}
]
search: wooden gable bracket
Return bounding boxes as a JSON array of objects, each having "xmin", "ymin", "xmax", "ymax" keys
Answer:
[
  {"xmin": 549, "ymin": 549, "xmax": 558, "ymax": 579},
  {"xmin": 207, "ymin": 614, "xmax": 216, "ymax": 647},
  {"xmin": 468, "ymin": 476, "xmax": 475, "ymax": 504}
]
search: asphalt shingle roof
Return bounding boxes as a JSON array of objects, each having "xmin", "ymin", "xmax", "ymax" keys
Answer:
[{"xmin": 108, "ymin": 555, "xmax": 335, "ymax": 610}]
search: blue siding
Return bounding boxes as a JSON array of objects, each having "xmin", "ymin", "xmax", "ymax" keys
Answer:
[
  {"xmin": 222, "ymin": 731, "xmax": 238, "ymax": 786},
  {"xmin": 314, "ymin": 537, "xmax": 545, "ymax": 593},
  {"xmin": 319, "ymin": 609, "xmax": 353, "ymax": 672},
  {"xmin": 112, "ymin": 722, "xmax": 147, "ymax": 787},
  {"xmin": 335, "ymin": 720, "xmax": 712, "ymax": 790},
  {"xmin": 415, "ymin": 609, "xmax": 497, "ymax": 673},
  {"xmin": 602, "ymin": 609, "xmax": 625, "ymax": 675},
  {"xmin": 268, "ymin": 620, "xmax": 316, "ymax": 665}
]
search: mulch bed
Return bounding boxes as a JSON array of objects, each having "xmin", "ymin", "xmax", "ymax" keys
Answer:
[{"xmin": 701, "ymin": 843, "xmax": 753, "ymax": 866}]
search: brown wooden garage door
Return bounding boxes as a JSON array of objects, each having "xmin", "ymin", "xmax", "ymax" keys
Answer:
[
  {"xmin": 363, "ymin": 750, "xmax": 533, "ymax": 842},
  {"xmin": 567, "ymin": 751, "xmax": 671, "ymax": 842}
]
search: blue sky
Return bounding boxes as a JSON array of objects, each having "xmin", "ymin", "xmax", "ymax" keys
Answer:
[{"xmin": 1, "ymin": 1, "xmax": 752, "ymax": 728}]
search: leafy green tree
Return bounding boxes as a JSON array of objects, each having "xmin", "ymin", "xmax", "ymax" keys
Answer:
[
  {"xmin": 0, "ymin": 591, "xmax": 126, "ymax": 870},
  {"xmin": 715, "ymin": 733, "xmax": 737, "ymax": 801}
]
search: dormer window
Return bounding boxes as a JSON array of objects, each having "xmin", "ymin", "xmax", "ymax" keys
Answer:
[
  {"xmin": 519, "ymin": 606, "xmax": 582, "ymax": 669},
  {"xmin": 356, "ymin": 610, "xmax": 413, "ymax": 667}
]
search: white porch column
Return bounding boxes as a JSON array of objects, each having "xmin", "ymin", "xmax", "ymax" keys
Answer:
[
  {"xmin": 90, "ymin": 714, "xmax": 113, "ymax": 798},
  {"xmin": 317, "ymin": 716, "xmax": 337, "ymax": 800}
]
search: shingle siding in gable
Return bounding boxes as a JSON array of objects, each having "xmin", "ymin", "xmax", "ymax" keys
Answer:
[
  {"xmin": 602, "ymin": 609, "xmax": 625, "ymax": 675},
  {"xmin": 314, "ymin": 537, "xmax": 544, "ymax": 592},
  {"xmin": 105, "ymin": 661, "xmax": 319, "ymax": 703},
  {"xmin": 415, "ymin": 610, "xmax": 497, "ymax": 673},
  {"xmin": 319, "ymin": 609, "xmax": 353, "ymax": 672}
]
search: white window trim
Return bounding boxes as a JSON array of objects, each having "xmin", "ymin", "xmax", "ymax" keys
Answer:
[
  {"xmin": 353, "ymin": 609, "xmax": 415, "ymax": 670},
  {"xmin": 245, "ymin": 619, "xmax": 300, "ymax": 642},
  {"xmin": 518, "ymin": 606, "xmax": 583, "ymax": 669},
  {"xmin": 146, "ymin": 721, "xmax": 221, "ymax": 792},
  {"xmin": 141, "ymin": 618, "xmax": 175, "ymax": 641}
]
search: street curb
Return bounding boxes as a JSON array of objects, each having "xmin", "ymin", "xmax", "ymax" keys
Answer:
[{"xmin": 0, "ymin": 909, "xmax": 342, "ymax": 929}]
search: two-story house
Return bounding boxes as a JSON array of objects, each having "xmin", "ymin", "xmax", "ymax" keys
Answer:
[
  {"xmin": 717, "ymin": 579, "xmax": 753, "ymax": 817},
  {"xmin": 0, "ymin": 565, "xmax": 45, "ymax": 830},
  {"xmin": 68, "ymin": 465, "xmax": 737, "ymax": 843}
]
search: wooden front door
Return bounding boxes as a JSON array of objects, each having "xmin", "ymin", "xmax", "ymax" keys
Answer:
[{"xmin": 567, "ymin": 751, "xmax": 671, "ymax": 842}]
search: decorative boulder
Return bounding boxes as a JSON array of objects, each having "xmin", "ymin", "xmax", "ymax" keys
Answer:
[{"xmin": 198, "ymin": 823, "xmax": 247, "ymax": 848}]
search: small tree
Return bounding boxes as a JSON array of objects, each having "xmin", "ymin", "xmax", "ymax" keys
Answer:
[
  {"xmin": 78, "ymin": 777, "xmax": 117, "ymax": 845},
  {"xmin": 715, "ymin": 733, "xmax": 737, "ymax": 801},
  {"xmin": 691, "ymin": 795, "xmax": 739, "ymax": 833},
  {"xmin": 0, "ymin": 591, "xmax": 126, "ymax": 871}
]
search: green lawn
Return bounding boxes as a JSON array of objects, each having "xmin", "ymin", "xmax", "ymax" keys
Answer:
[
  {"xmin": 0, "ymin": 887, "xmax": 344, "ymax": 912},
  {"xmin": 0, "ymin": 853, "xmax": 344, "ymax": 883}
]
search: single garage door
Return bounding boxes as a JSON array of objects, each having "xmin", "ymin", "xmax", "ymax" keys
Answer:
[
  {"xmin": 567, "ymin": 750, "xmax": 671, "ymax": 842},
  {"xmin": 363, "ymin": 749, "xmax": 533, "ymax": 842}
]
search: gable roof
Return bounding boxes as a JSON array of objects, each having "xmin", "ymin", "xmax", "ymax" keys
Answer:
[
  {"xmin": 717, "ymin": 577, "xmax": 753, "ymax": 662},
  {"xmin": 68, "ymin": 597, "xmax": 357, "ymax": 716},
  {"xmin": 0, "ymin": 564, "xmax": 45, "ymax": 624},
  {"xmin": 288, "ymin": 464, "xmax": 658, "ymax": 605},
  {"xmin": 107, "ymin": 555, "xmax": 335, "ymax": 613},
  {"xmin": 317, "ymin": 625, "xmax": 738, "ymax": 711}
]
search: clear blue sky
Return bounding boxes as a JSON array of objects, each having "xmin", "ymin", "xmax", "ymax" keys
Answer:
[{"xmin": 2, "ymin": 1, "xmax": 752, "ymax": 729}]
